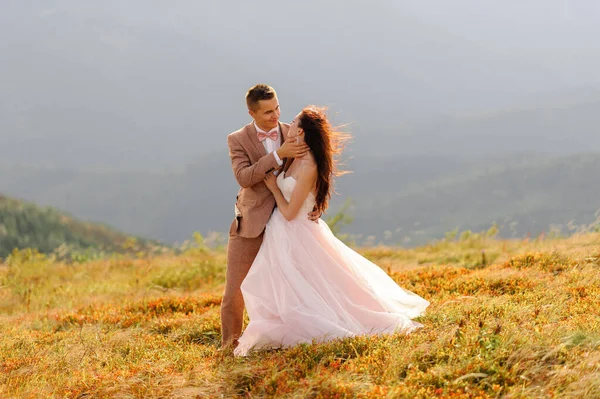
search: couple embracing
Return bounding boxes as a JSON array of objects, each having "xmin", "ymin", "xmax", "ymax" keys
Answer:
[{"xmin": 220, "ymin": 84, "xmax": 429, "ymax": 357}]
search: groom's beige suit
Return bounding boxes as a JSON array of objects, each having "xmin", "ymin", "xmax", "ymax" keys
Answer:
[{"xmin": 221, "ymin": 121, "xmax": 290, "ymax": 347}]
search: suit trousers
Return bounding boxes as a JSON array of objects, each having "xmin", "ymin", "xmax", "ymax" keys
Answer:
[{"xmin": 220, "ymin": 230, "xmax": 264, "ymax": 347}]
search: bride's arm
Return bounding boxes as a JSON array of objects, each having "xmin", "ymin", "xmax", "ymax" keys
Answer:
[{"xmin": 264, "ymin": 163, "xmax": 317, "ymax": 221}]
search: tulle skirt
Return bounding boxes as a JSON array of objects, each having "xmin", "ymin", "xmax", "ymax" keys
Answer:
[{"xmin": 234, "ymin": 210, "xmax": 429, "ymax": 356}]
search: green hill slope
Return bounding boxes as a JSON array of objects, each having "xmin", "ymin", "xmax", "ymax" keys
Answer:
[{"xmin": 0, "ymin": 195, "xmax": 161, "ymax": 259}]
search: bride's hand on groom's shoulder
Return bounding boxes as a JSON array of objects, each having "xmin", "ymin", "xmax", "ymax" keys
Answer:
[
  {"xmin": 277, "ymin": 139, "xmax": 309, "ymax": 159},
  {"xmin": 264, "ymin": 173, "xmax": 278, "ymax": 192}
]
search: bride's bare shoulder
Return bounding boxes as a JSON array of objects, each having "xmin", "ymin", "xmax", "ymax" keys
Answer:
[{"xmin": 299, "ymin": 153, "xmax": 317, "ymax": 171}]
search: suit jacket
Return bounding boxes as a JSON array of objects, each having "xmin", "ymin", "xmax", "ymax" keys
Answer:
[{"xmin": 227, "ymin": 121, "xmax": 290, "ymax": 238}]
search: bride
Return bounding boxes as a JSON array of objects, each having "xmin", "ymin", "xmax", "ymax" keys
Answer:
[{"xmin": 234, "ymin": 106, "xmax": 429, "ymax": 357}]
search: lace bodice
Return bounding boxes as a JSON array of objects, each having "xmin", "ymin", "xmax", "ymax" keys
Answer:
[{"xmin": 277, "ymin": 173, "xmax": 316, "ymax": 219}]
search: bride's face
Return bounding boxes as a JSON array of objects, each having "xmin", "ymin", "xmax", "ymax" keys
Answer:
[{"xmin": 288, "ymin": 112, "xmax": 305, "ymax": 143}]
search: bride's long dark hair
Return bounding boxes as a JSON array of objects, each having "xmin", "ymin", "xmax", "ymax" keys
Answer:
[{"xmin": 299, "ymin": 106, "xmax": 350, "ymax": 214}]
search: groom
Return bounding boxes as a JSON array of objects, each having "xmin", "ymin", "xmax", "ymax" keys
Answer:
[{"xmin": 221, "ymin": 84, "xmax": 318, "ymax": 349}]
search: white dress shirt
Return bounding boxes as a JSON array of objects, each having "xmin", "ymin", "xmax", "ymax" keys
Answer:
[{"xmin": 255, "ymin": 122, "xmax": 283, "ymax": 166}]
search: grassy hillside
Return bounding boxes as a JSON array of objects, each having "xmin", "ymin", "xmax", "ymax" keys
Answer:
[
  {"xmin": 0, "ymin": 194, "xmax": 163, "ymax": 259},
  {"xmin": 1, "ymin": 233, "xmax": 599, "ymax": 397}
]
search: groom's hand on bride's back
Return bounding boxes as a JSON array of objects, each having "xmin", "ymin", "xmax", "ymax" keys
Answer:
[
  {"xmin": 277, "ymin": 139, "xmax": 309, "ymax": 159},
  {"xmin": 308, "ymin": 209, "xmax": 321, "ymax": 223}
]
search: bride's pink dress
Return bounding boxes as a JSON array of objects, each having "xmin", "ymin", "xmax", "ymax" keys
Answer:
[{"xmin": 234, "ymin": 173, "xmax": 429, "ymax": 356}]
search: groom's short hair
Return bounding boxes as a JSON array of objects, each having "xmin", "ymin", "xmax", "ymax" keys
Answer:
[{"xmin": 246, "ymin": 84, "xmax": 277, "ymax": 111}]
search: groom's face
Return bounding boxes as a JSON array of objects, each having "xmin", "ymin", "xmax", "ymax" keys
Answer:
[{"xmin": 250, "ymin": 96, "xmax": 280, "ymax": 131}]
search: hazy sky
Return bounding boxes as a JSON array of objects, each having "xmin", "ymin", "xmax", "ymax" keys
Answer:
[
  {"xmin": 2, "ymin": 1, "xmax": 600, "ymax": 243},
  {"xmin": 1, "ymin": 1, "xmax": 599, "ymax": 168}
]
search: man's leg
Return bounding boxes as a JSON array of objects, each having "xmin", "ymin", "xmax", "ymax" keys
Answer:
[{"xmin": 220, "ymin": 232, "xmax": 264, "ymax": 348}]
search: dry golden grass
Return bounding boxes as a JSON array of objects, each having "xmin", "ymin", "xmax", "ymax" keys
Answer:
[{"xmin": 1, "ymin": 233, "xmax": 599, "ymax": 398}]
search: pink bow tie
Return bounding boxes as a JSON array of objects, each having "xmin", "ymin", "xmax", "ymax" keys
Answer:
[{"xmin": 257, "ymin": 130, "xmax": 278, "ymax": 141}]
